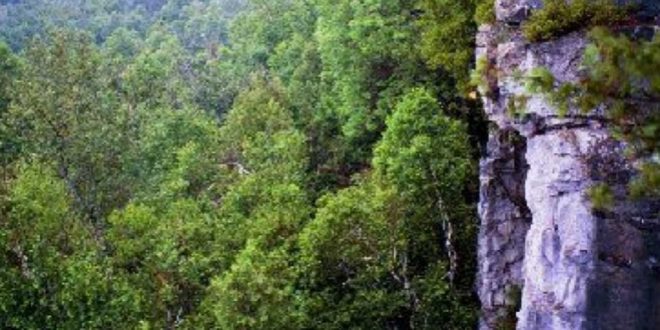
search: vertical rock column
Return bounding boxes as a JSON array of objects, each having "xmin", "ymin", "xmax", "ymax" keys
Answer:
[
  {"xmin": 477, "ymin": 128, "xmax": 531, "ymax": 329},
  {"xmin": 518, "ymin": 128, "xmax": 606, "ymax": 329}
]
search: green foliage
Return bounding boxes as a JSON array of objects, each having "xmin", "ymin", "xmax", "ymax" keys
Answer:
[
  {"xmin": 630, "ymin": 163, "xmax": 660, "ymax": 199},
  {"xmin": 0, "ymin": 0, "xmax": 485, "ymax": 328},
  {"xmin": 525, "ymin": 67, "xmax": 555, "ymax": 93},
  {"xmin": 417, "ymin": 0, "xmax": 477, "ymax": 88},
  {"xmin": 588, "ymin": 183, "xmax": 615, "ymax": 211},
  {"xmin": 506, "ymin": 94, "xmax": 530, "ymax": 118},
  {"xmin": 471, "ymin": 55, "xmax": 496, "ymax": 97},
  {"xmin": 0, "ymin": 0, "xmax": 246, "ymax": 52},
  {"xmin": 0, "ymin": 42, "xmax": 18, "ymax": 113},
  {"xmin": 122, "ymin": 26, "xmax": 192, "ymax": 109},
  {"xmin": 5, "ymin": 162, "xmax": 81, "ymax": 256},
  {"xmin": 0, "ymin": 163, "xmax": 141, "ymax": 329},
  {"xmin": 523, "ymin": 66, "xmax": 577, "ymax": 116},
  {"xmin": 189, "ymin": 76, "xmax": 313, "ymax": 329},
  {"xmin": 374, "ymin": 88, "xmax": 473, "ymax": 206},
  {"xmin": 218, "ymin": 76, "xmax": 307, "ymax": 180},
  {"xmin": 298, "ymin": 181, "xmax": 409, "ymax": 328},
  {"xmin": 129, "ymin": 106, "xmax": 222, "ymax": 202},
  {"xmin": 198, "ymin": 243, "xmax": 305, "ymax": 329},
  {"xmin": 0, "ymin": 42, "xmax": 20, "ymax": 167},
  {"xmin": 375, "ymin": 88, "xmax": 479, "ymax": 292},
  {"xmin": 315, "ymin": 0, "xmax": 412, "ymax": 156},
  {"xmin": 580, "ymin": 29, "xmax": 660, "ymax": 173},
  {"xmin": 474, "ymin": 0, "xmax": 496, "ymax": 24},
  {"xmin": 8, "ymin": 30, "xmax": 130, "ymax": 221},
  {"xmin": 3, "ymin": 1, "xmax": 657, "ymax": 328},
  {"xmin": 107, "ymin": 200, "xmax": 220, "ymax": 328},
  {"xmin": 523, "ymin": 0, "xmax": 629, "ymax": 42},
  {"xmin": 314, "ymin": 0, "xmax": 476, "ymax": 171},
  {"xmin": 298, "ymin": 89, "xmax": 477, "ymax": 329}
]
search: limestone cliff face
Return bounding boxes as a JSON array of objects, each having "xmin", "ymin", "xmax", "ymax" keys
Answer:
[{"xmin": 476, "ymin": 1, "xmax": 660, "ymax": 329}]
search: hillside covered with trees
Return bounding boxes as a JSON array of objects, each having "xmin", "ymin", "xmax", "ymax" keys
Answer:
[
  {"xmin": 1, "ymin": 0, "xmax": 657, "ymax": 329},
  {"xmin": 0, "ymin": 0, "xmax": 486, "ymax": 328}
]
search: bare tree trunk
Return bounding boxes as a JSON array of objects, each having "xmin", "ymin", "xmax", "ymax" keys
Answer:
[{"xmin": 438, "ymin": 198, "xmax": 457, "ymax": 283}]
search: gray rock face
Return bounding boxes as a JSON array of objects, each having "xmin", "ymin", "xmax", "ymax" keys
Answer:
[
  {"xmin": 476, "ymin": 2, "xmax": 660, "ymax": 329},
  {"xmin": 495, "ymin": 0, "xmax": 541, "ymax": 23},
  {"xmin": 518, "ymin": 128, "xmax": 602, "ymax": 329},
  {"xmin": 478, "ymin": 128, "xmax": 531, "ymax": 329}
]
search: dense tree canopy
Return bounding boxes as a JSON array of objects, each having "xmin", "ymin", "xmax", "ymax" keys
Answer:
[
  {"xmin": 5, "ymin": 0, "xmax": 653, "ymax": 329},
  {"xmin": 0, "ymin": 0, "xmax": 482, "ymax": 328}
]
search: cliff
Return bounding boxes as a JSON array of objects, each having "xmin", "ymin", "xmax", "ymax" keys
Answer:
[{"xmin": 476, "ymin": 1, "xmax": 660, "ymax": 329}]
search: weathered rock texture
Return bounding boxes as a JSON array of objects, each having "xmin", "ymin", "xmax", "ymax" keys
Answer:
[{"xmin": 476, "ymin": 1, "xmax": 660, "ymax": 329}]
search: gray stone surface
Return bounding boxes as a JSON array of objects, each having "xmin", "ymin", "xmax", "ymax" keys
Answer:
[
  {"xmin": 495, "ymin": 0, "xmax": 542, "ymax": 23},
  {"xmin": 517, "ymin": 128, "xmax": 602, "ymax": 330},
  {"xmin": 478, "ymin": 128, "xmax": 531, "ymax": 329},
  {"xmin": 476, "ymin": 1, "xmax": 660, "ymax": 329}
]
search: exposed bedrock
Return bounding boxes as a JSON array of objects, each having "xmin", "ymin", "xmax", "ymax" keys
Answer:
[{"xmin": 476, "ymin": 1, "xmax": 660, "ymax": 329}]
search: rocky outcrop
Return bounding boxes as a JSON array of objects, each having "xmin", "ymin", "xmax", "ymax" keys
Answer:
[
  {"xmin": 476, "ymin": 1, "xmax": 660, "ymax": 329},
  {"xmin": 478, "ymin": 128, "xmax": 531, "ymax": 328}
]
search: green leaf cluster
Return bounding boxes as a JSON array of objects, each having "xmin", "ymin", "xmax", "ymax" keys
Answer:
[{"xmin": 523, "ymin": 0, "xmax": 629, "ymax": 42}]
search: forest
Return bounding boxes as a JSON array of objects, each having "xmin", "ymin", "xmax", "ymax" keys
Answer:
[{"xmin": 0, "ymin": 0, "xmax": 657, "ymax": 329}]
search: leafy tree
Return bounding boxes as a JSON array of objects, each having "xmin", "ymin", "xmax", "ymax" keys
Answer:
[
  {"xmin": 416, "ymin": 0, "xmax": 476, "ymax": 89},
  {"xmin": 126, "ymin": 106, "xmax": 222, "ymax": 203},
  {"xmin": 218, "ymin": 76, "xmax": 306, "ymax": 179},
  {"xmin": 0, "ymin": 163, "xmax": 141, "ymax": 329},
  {"xmin": 298, "ymin": 89, "xmax": 478, "ymax": 329},
  {"xmin": 211, "ymin": 76, "xmax": 309, "ymax": 256},
  {"xmin": 315, "ymin": 0, "xmax": 416, "ymax": 156},
  {"xmin": 299, "ymin": 180, "xmax": 410, "ymax": 329},
  {"xmin": 107, "ymin": 199, "xmax": 219, "ymax": 328},
  {"xmin": 0, "ymin": 42, "xmax": 20, "ymax": 171},
  {"xmin": 7, "ymin": 30, "xmax": 130, "ymax": 223},
  {"xmin": 122, "ymin": 26, "xmax": 192, "ymax": 109},
  {"xmin": 193, "ymin": 77, "xmax": 311, "ymax": 329},
  {"xmin": 374, "ymin": 88, "xmax": 477, "ymax": 292},
  {"xmin": 196, "ymin": 242, "xmax": 305, "ymax": 329},
  {"xmin": 374, "ymin": 88, "xmax": 473, "ymax": 221},
  {"xmin": 314, "ymin": 0, "xmax": 475, "ymax": 178},
  {"xmin": 0, "ymin": 42, "xmax": 17, "ymax": 113},
  {"xmin": 101, "ymin": 27, "xmax": 144, "ymax": 79}
]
